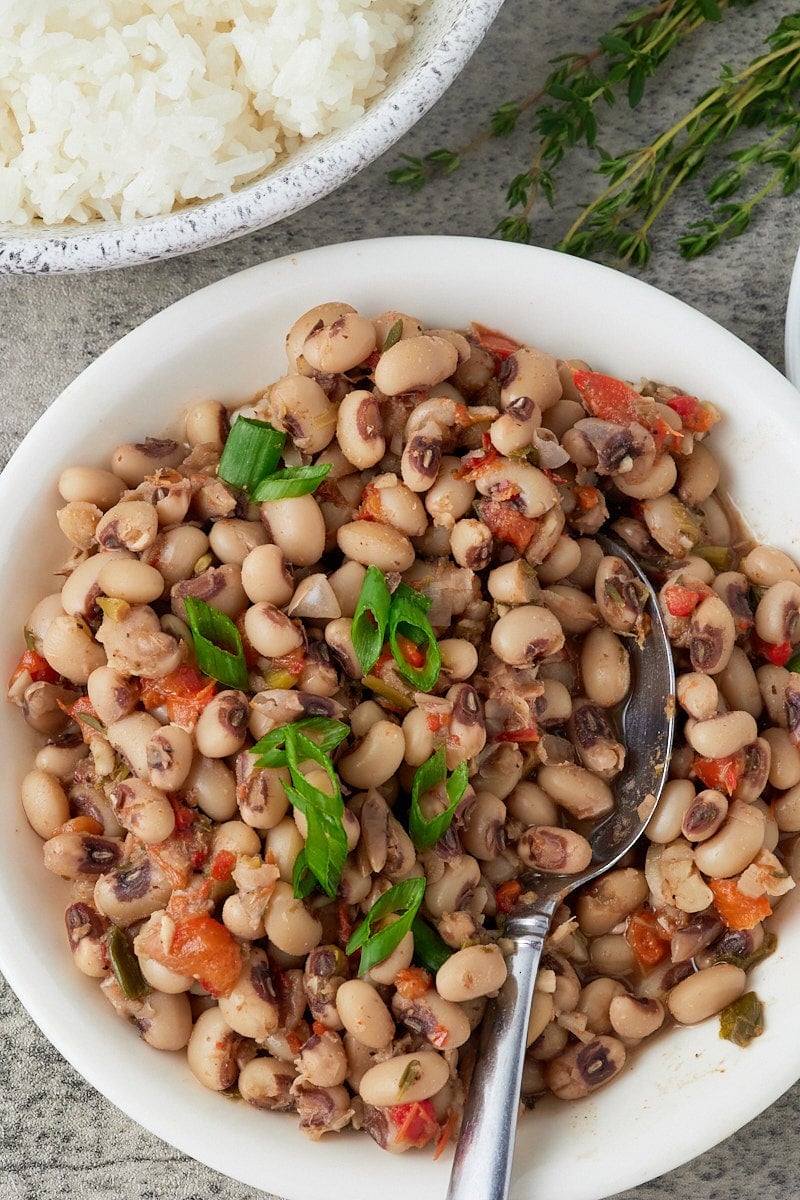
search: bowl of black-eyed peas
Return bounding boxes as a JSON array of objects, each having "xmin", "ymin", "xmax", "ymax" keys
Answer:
[{"xmin": 2, "ymin": 236, "xmax": 800, "ymax": 1200}]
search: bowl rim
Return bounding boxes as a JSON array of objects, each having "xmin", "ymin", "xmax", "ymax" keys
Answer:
[
  {"xmin": 1, "ymin": 235, "xmax": 799, "ymax": 1200},
  {"xmin": 0, "ymin": 0, "xmax": 504, "ymax": 274}
]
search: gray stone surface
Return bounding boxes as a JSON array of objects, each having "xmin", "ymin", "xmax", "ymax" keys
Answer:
[{"xmin": 1, "ymin": 1, "xmax": 799, "ymax": 1198}]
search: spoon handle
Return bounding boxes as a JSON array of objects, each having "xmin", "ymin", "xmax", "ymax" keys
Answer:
[{"xmin": 446, "ymin": 899, "xmax": 558, "ymax": 1200}]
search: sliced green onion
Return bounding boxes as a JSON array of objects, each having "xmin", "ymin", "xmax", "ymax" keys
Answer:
[
  {"xmin": 346, "ymin": 877, "xmax": 426, "ymax": 977},
  {"xmin": 183, "ymin": 596, "xmax": 248, "ymax": 689},
  {"xmin": 218, "ymin": 416, "xmax": 286, "ymax": 493},
  {"xmin": 411, "ymin": 916, "xmax": 453, "ymax": 973},
  {"xmin": 352, "ymin": 566, "xmax": 392, "ymax": 675},
  {"xmin": 279, "ymin": 723, "xmax": 348, "ymax": 899},
  {"xmin": 693, "ymin": 544, "xmax": 734, "ymax": 572},
  {"xmin": 251, "ymin": 716, "xmax": 350, "ymax": 769},
  {"xmin": 788, "ymin": 652, "xmax": 800, "ymax": 674},
  {"xmin": 409, "ymin": 746, "xmax": 469, "ymax": 851},
  {"xmin": 387, "ymin": 583, "xmax": 441, "ymax": 691},
  {"xmin": 252, "ymin": 463, "xmax": 332, "ymax": 501},
  {"xmin": 293, "ymin": 848, "xmax": 322, "ymax": 900},
  {"xmin": 719, "ymin": 990, "xmax": 764, "ymax": 1047},
  {"xmin": 104, "ymin": 925, "xmax": 150, "ymax": 1000}
]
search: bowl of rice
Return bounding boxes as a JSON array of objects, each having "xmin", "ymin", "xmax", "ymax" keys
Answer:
[{"xmin": 0, "ymin": 1, "xmax": 503, "ymax": 274}]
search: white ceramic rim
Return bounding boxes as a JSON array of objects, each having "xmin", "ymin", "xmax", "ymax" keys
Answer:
[
  {"xmin": 1, "ymin": 236, "xmax": 799, "ymax": 1200},
  {"xmin": 0, "ymin": 1, "xmax": 504, "ymax": 275},
  {"xmin": 785, "ymin": 245, "xmax": 800, "ymax": 389}
]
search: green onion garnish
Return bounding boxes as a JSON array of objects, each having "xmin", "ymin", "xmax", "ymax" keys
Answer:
[
  {"xmin": 388, "ymin": 582, "xmax": 441, "ymax": 691},
  {"xmin": 183, "ymin": 596, "xmax": 248, "ymax": 689},
  {"xmin": 218, "ymin": 416, "xmax": 286, "ymax": 493},
  {"xmin": 788, "ymin": 652, "xmax": 800, "ymax": 673},
  {"xmin": 104, "ymin": 925, "xmax": 150, "ymax": 1000},
  {"xmin": 409, "ymin": 745, "xmax": 469, "ymax": 851},
  {"xmin": 411, "ymin": 915, "xmax": 453, "ymax": 973},
  {"xmin": 382, "ymin": 317, "xmax": 404, "ymax": 351},
  {"xmin": 252, "ymin": 718, "xmax": 350, "ymax": 899},
  {"xmin": 252, "ymin": 462, "xmax": 332, "ymax": 501},
  {"xmin": 346, "ymin": 877, "xmax": 426, "ymax": 977},
  {"xmin": 352, "ymin": 566, "xmax": 392, "ymax": 676}
]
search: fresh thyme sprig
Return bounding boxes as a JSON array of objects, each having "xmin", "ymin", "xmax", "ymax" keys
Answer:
[
  {"xmin": 388, "ymin": 0, "xmax": 800, "ymax": 263},
  {"xmin": 558, "ymin": 14, "xmax": 800, "ymax": 264}
]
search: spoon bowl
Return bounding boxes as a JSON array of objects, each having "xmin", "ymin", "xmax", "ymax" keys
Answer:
[{"xmin": 446, "ymin": 534, "xmax": 676, "ymax": 1200}]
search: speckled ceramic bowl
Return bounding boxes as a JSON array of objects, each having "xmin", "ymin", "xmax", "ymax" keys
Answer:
[{"xmin": 0, "ymin": 0, "xmax": 503, "ymax": 274}]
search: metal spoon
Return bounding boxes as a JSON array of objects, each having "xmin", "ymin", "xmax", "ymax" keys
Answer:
[{"xmin": 446, "ymin": 534, "xmax": 676, "ymax": 1200}]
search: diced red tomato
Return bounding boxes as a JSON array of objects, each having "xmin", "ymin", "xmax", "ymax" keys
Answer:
[
  {"xmin": 709, "ymin": 878, "xmax": 772, "ymax": 930},
  {"xmin": 8, "ymin": 648, "xmax": 59, "ymax": 688},
  {"xmin": 57, "ymin": 695, "xmax": 104, "ymax": 743},
  {"xmin": 454, "ymin": 443, "xmax": 501, "ymax": 481},
  {"xmin": 663, "ymin": 583, "xmax": 706, "ymax": 617},
  {"xmin": 389, "ymin": 1100, "xmax": 440, "ymax": 1149},
  {"xmin": 396, "ymin": 634, "xmax": 426, "ymax": 670},
  {"xmin": 495, "ymin": 879, "xmax": 523, "ymax": 915},
  {"xmin": 750, "ymin": 633, "xmax": 793, "ymax": 667},
  {"xmin": 571, "ymin": 369, "xmax": 642, "ymax": 424},
  {"xmin": 394, "ymin": 967, "xmax": 432, "ymax": 1000},
  {"xmin": 665, "ymin": 393, "xmax": 719, "ymax": 434},
  {"xmin": 426, "ymin": 711, "xmax": 449, "ymax": 733},
  {"xmin": 354, "ymin": 481, "xmax": 384, "ymax": 523},
  {"xmin": 478, "ymin": 499, "xmax": 539, "ymax": 552},
  {"xmin": 210, "ymin": 849, "xmax": 237, "ymax": 882},
  {"xmin": 471, "ymin": 322, "xmax": 522, "ymax": 361},
  {"xmin": 155, "ymin": 913, "xmax": 243, "ymax": 997},
  {"xmin": 494, "ymin": 726, "xmax": 541, "ymax": 744},
  {"xmin": 625, "ymin": 907, "xmax": 672, "ymax": 967},
  {"xmin": 140, "ymin": 666, "xmax": 217, "ymax": 727},
  {"xmin": 575, "ymin": 485, "xmax": 602, "ymax": 511},
  {"xmin": 692, "ymin": 752, "xmax": 745, "ymax": 796}
]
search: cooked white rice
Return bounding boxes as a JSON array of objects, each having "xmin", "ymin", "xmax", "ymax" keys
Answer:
[{"xmin": 0, "ymin": 0, "xmax": 424, "ymax": 226}]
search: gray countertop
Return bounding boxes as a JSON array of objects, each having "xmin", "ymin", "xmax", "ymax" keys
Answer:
[{"xmin": 1, "ymin": 1, "xmax": 799, "ymax": 1197}]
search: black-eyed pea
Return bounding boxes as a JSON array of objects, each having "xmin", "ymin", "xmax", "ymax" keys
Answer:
[
  {"xmin": 676, "ymin": 441, "xmax": 720, "ymax": 505},
  {"xmin": 240, "ymin": 544, "xmax": 294, "ymax": 607},
  {"xmin": 757, "ymin": 664, "xmax": 791, "ymax": 727},
  {"xmin": 239, "ymin": 1056, "xmax": 297, "ymax": 1111},
  {"xmin": 490, "ymin": 604, "xmax": 564, "ymax": 667},
  {"xmin": 35, "ymin": 740, "xmax": 89, "ymax": 782},
  {"xmin": 65, "ymin": 902, "xmax": 109, "ymax": 978},
  {"xmin": 647, "ymin": 779, "xmax": 696, "ymax": 844},
  {"xmin": 499, "ymin": 345, "xmax": 562, "ymax": 412},
  {"xmin": 506, "ymin": 781, "xmax": 559, "ymax": 828},
  {"xmin": 767, "ymin": 724, "xmax": 800, "ymax": 792},
  {"xmin": 577, "ymin": 977, "xmax": 629, "ymax": 1035},
  {"xmin": 296, "ymin": 1030, "xmax": 348, "ymax": 1088},
  {"xmin": 435, "ymin": 943, "xmax": 507, "ymax": 1002},
  {"xmin": 187, "ymin": 1006, "xmax": 255, "ymax": 1092},
  {"xmin": 327, "ymin": 560, "xmax": 367, "ymax": 619},
  {"xmin": 243, "ymin": 603, "xmax": 303, "ymax": 659},
  {"xmin": 222, "ymin": 893, "xmax": 267, "ymax": 942},
  {"xmin": 183, "ymin": 754, "xmax": 238, "ymax": 822},
  {"xmin": 285, "ymin": 302, "xmax": 358, "ymax": 372},
  {"xmin": 145, "ymin": 525, "xmax": 210, "ymax": 589},
  {"xmin": 594, "ymin": 556, "xmax": 648, "ymax": 636},
  {"xmin": 588, "ymin": 933, "xmax": 637, "ymax": 977},
  {"xmin": 450, "ymin": 518, "xmax": 493, "ymax": 571},
  {"xmin": 135, "ymin": 925, "xmax": 194, "ymax": 993},
  {"xmin": 98, "ymin": 604, "xmax": 183, "ymax": 678},
  {"xmin": 184, "ymin": 398, "xmax": 228, "ymax": 449},
  {"xmin": 680, "ymin": 789, "xmax": 728, "ymax": 842},
  {"xmin": 58, "ymin": 465, "xmax": 126, "ymax": 510},
  {"xmin": 475, "ymin": 458, "xmax": 559, "ymax": 519},
  {"xmin": 692, "ymin": 800, "xmax": 766, "ymax": 878},
  {"xmin": 336, "ymin": 390, "xmax": 385, "ymax": 470},
  {"xmin": 107, "ymin": 711, "xmax": 162, "ymax": 777},
  {"xmin": 688, "ymin": 595, "xmax": 736, "ymax": 675},
  {"xmin": 489, "ymin": 402, "xmax": 542, "ymax": 457},
  {"xmin": 364, "ymin": 918, "xmax": 415, "ymax": 985},
  {"xmin": 608, "ymin": 995, "xmax": 665, "ymax": 1041},
  {"xmin": 614, "ymin": 454, "xmax": 678, "ymax": 502},
  {"xmin": 374, "ymin": 334, "xmax": 458, "ymax": 396},
  {"xmin": 57, "ymin": 501, "xmax": 102, "ymax": 549},
  {"xmin": 96, "ymin": 500, "xmax": 159, "ymax": 553},
  {"xmin": 194, "ymin": 690, "xmax": 250, "ymax": 758},
  {"xmin": 264, "ymin": 375, "xmax": 337, "ymax": 455},
  {"xmin": 20, "ymin": 681, "xmax": 77, "ymax": 736},
  {"xmin": 540, "ymin": 584, "xmax": 599, "ymax": 636},
  {"xmin": 42, "ymin": 614, "xmax": 106, "ymax": 685},
  {"xmin": 138, "ymin": 991, "xmax": 193, "ymax": 1051},
  {"xmin": 717, "ymin": 647, "xmax": 762, "ymax": 719},
  {"xmin": 666, "ymin": 963, "xmax": 746, "ymax": 1025},
  {"xmin": 527, "ymin": 990, "xmax": 555, "ymax": 1047},
  {"xmin": 474, "ymin": 742, "xmax": 525, "ymax": 800},
  {"xmin": 302, "ymin": 310, "xmax": 376, "ymax": 374},
  {"xmin": 217, "ymin": 947, "xmax": 280, "ymax": 1041},
  {"xmin": 338, "ymin": 721, "xmax": 405, "ymax": 790},
  {"xmin": 260, "ymin": 495, "xmax": 326, "ymax": 567},
  {"xmin": 97, "ymin": 558, "xmax": 164, "ymax": 605},
  {"xmin": 517, "ymin": 826, "xmax": 592, "ymax": 874},
  {"xmin": 358, "ymin": 1050, "xmax": 450, "ymax": 1106},
  {"xmin": 111, "ymin": 439, "xmax": 185, "ymax": 487},
  {"xmin": 93, "ymin": 854, "xmax": 172, "ymax": 925},
  {"xmin": 741, "ymin": 545, "xmax": 800, "ymax": 588},
  {"xmin": 676, "ymin": 672, "xmax": 719, "ymax": 721},
  {"xmin": 461, "ymin": 792, "xmax": 506, "ymax": 861},
  {"xmin": 425, "ymin": 456, "xmax": 477, "ymax": 529},
  {"xmin": 439, "ymin": 638, "xmax": 479, "ymax": 683},
  {"xmin": 146, "ymin": 724, "xmax": 194, "ymax": 791},
  {"xmin": 264, "ymin": 881, "xmax": 323, "ymax": 957},
  {"xmin": 685, "ymin": 710, "xmax": 758, "ymax": 759},
  {"xmin": 336, "ymin": 979, "xmax": 396, "ymax": 1050},
  {"xmin": 529, "ymin": 1019, "xmax": 569, "ymax": 1063},
  {"xmin": 20, "ymin": 768, "xmax": 70, "ymax": 839},
  {"xmin": 336, "ymin": 520, "xmax": 415, "ymax": 572},
  {"xmin": 537, "ymin": 535, "xmax": 582, "ymax": 585},
  {"xmin": 209, "ymin": 518, "xmax": 268, "ymax": 568},
  {"xmin": 424, "ymin": 857, "xmax": 482, "ymax": 920},
  {"xmin": 263, "ymin": 816, "xmax": 305, "ymax": 881},
  {"xmin": 108, "ymin": 777, "xmax": 176, "ymax": 843},
  {"xmin": 401, "ymin": 706, "xmax": 437, "ymax": 766},
  {"xmin": 44, "ymin": 831, "xmax": 124, "ymax": 879},
  {"xmin": 567, "ymin": 699, "xmax": 625, "ymax": 780},
  {"xmin": 580, "ymin": 626, "xmax": 631, "ymax": 708},
  {"xmin": 755, "ymin": 580, "xmax": 800, "ymax": 645},
  {"xmin": 544, "ymin": 1035, "xmax": 626, "ymax": 1098},
  {"xmin": 575, "ymin": 868, "xmax": 649, "ymax": 937},
  {"xmin": 486, "ymin": 560, "xmax": 540, "ymax": 606},
  {"xmin": 392, "ymin": 987, "xmax": 472, "ymax": 1051},
  {"xmin": 773, "ymin": 783, "xmax": 800, "ymax": 833},
  {"xmin": 537, "ymin": 763, "xmax": 614, "ymax": 822}
]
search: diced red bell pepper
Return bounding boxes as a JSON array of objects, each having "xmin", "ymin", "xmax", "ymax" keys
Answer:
[
  {"xmin": 389, "ymin": 1100, "xmax": 440, "ymax": 1149},
  {"xmin": 750, "ymin": 633, "xmax": 793, "ymax": 667},
  {"xmin": 571, "ymin": 369, "xmax": 642, "ymax": 424},
  {"xmin": 665, "ymin": 393, "xmax": 718, "ymax": 433},
  {"xmin": 625, "ymin": 907, "xmax": 671, "ymax": 967},
  {"xmin": 396, "ymin": 634, "xmax": 426, "ymax": 670},
  {"xmin": 692, "ymin": 752, "xmax": 745, "ymax": 796},
  {"xmin": 663, "ymin": 583, "xmax": 706, "ymax": 617},
  {"xmin": 495, "ymin": 879, "xmax": 523, "ymax": 915},
  {"xmin": 210, "ymin": 849, "xmax": 237, "ymax": 882},
  {"xmin": 478, "ymin": 499, "xmax": 538, "ymax": 552},
  {"xmin": 471, "ymin": 322, "xmax": 522, "ymax": 361},
  {"xmin": 8, "ymin": 647, "xmax": 59, "ymax": 688},
  {"xmin": 156, "ymin": 914, "xmax": 242, "ymax": 997},
  {"xmin": 140, "ymin": 665, "xmax": 217, "ymax": 726},
  {"xmin": 394, "ymin": 967, "xmax": 433, "ymax": 1000},
  {"xmin": 709, "ymin": 879, "xmax": 772, "ymax": 931}
]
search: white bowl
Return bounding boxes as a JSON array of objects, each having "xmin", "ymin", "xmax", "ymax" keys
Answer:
[
  {"xmin": 785, "ymin": 245, "xmax": 800, "ymax": 389},
  {"xmin": 1, "ymin": 236, "xmax": 799, "ymax": 1200},
  {"xmin": 0, "ymin": 2, "xmax": 502, "ymax": 275}
]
